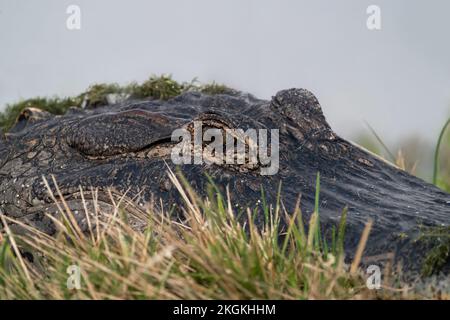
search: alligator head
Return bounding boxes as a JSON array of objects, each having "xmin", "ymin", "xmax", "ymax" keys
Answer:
[{"xmin": 1, "ymin": 88, "xmax": 449, "ymax": 274}]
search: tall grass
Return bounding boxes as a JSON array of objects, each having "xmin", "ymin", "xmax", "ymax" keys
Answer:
[
  {"xmin": 0, "ymin": 169, "xmax": 440, "ymax": 300},
  {"xmin": 0, "ymin": 172, "xmax": 362, "ymax": 299},
  {"xmin": 433, "ymin": 118, "xmax": 450, "ymax": 192},
  {"xmin": 364, "ymin": 118, "xmax": 450, "ymax": 192}
]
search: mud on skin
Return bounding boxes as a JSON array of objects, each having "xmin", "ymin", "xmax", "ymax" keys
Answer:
[{"xmin": 0, "ymin": 88, "xmax": 449, "ymax": 275}]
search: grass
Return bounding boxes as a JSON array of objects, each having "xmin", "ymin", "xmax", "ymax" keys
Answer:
[
  {"xmin": 417, "ymin": 226, "xmax": 450, "ymax": 277},
  {"xmin": 1, "ymin": 169, "xmax": 436, "ymax": 300},
  {"xmin": 0, "ymin": 169, "xmax": 447, "ymax": 300},
  {"xmin": 0, "ymin": 96, "xmax": 83, "ymax": 133},
  {"xmin": 0, "ymin": 75, "xmax": 234, "ymax": 133},
  {"xmin": 433, "ymin": 118, "xmax": 450, "ymax": 191},
  {"xmin": 362, "ymin": 120, "xmax": 450, "ymax": 277},
  {"xmin": 363, "ymin": 119, "xmax": 450, "ymax": 193}
]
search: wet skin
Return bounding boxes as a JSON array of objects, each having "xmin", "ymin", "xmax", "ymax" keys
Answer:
[{"xmin": 0, "ymin": 88, "xmax": 449, "ymax": 273}]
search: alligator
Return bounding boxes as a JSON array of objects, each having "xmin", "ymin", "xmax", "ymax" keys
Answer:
[{"xmin": 0, "ymin": 88, "xmax": 449, "ymax": 275}]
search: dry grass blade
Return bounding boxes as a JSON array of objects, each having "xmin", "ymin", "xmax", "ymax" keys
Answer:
[
  {"xmin": 350, "ymin": 219, "xmax": 373, "ymax": 274},
  {"xmin": 0, "ymin": 211, "xmax": 32, "ymax": 281}
]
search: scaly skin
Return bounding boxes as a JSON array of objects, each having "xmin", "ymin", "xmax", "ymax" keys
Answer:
[{"xmin": 0, "ymin": 88, "xmax": 449, "ymax": 274}]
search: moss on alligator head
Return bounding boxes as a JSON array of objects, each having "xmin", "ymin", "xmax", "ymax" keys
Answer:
[
  {"xmin": 417, "ymin": 226, "xmax": 450, "ymax": 277},
  {"xmin": 0, "ymin": 96, "xmax": 82, "ymax": 134},
  {"xmin": 129, "ymin": 74, "xmax": 187, "ymax": 100},
  {"xmin": 81, "ymin": 83, "xmax": 124, "ymax": 107},
  {"xmin": 199, "ymin": 82, "xmax": 236, "ymax": 95},
  {"xmin": 0, "ymin": 75, "xmax": 235, "ymax": 133}
]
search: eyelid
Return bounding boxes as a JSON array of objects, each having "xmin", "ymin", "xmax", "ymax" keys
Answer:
[{"xmin": 194, "ymin": 112, "xmax": 236, "ymax": 129}]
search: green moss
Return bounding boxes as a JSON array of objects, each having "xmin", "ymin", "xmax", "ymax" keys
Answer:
[
  {"xmin": 199, "ymin": 82, "xmax": 235, "ymax": 95},
  {"xmin": 422, "ymin": 241, "xmax": 450, "ymax": 277},
  {"xmin": 0, "ymin": 96, "xmax": 82, "ymax": 133},
  {"xmin": 0, "ymin": 75, "xmax": 235, "ymax": 133},
  {"xmin": 129, "ymin": 74, "xmax": 187, "ymax": 100},
  {"xmin": 81, "ymin": 83, "xmax": 124, "ymax": 108},
  {"xmin": 418, "ymin": 226, "xmax": 450, "ymax": 276}
]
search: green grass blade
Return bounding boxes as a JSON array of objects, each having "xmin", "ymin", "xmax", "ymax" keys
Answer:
[
  {"xmin": 433, "ymin": 118, "xmax": 450, "ymax": 186},
  {"xmin": 365, "ymin": 121, "xmax": 396, "ymax": 162}
]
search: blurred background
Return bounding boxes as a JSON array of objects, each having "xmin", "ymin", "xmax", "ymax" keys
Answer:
[{"xmin": 0, "ymin": 0, "xmax": 449, "ymax": 182}]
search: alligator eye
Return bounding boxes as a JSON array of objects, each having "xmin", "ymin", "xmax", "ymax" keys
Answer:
[
  {"xmin": 173, "ymin": 112, "xmax": 262, "ymax": 172},
  {"xmin": 67, "ymin": 110, "xmax": 269, "ymax": 172},
  {"xmin": 66, "ymin": 109, "xmax": 183, "ymax": 157}
]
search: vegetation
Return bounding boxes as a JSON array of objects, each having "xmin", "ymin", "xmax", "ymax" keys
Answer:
[
  {"xmin": 0, "ymin": 96, "xmax": 83, "ymax": 134},
  {"xmin": 358, "ymin": 120, "xmax": 450, "ymax": 278},
  {"xmin": 199, "ymin": 81, "xmax": 236, "ymax": 95},
  {"xmin": 0, "ymin": 171, "xmax": 446, "ymax": 299},
  {"xmin": 357, "ymin": 119, "xmax": 450, "ymax": 193},
  {"xmin": 0, "ymin": 74, "xmax": 234, "ymax": 133},
  {"xmin": 433, "ymin": 118, "xmax": 450, "ymax": 192},
  {"xmin": 418, "ymin": 226, "xmax": 450, "ymax": 277}
]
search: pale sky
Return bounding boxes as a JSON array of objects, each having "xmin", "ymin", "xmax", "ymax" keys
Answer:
[{"xmin": 1, "ymin": 0, "xmax": 449, "ymax": 146}]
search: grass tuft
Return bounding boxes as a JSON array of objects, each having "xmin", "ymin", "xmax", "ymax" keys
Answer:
[
  {"xmin": 199, "ymin": 82, "xmax": 235, "ymax": 95},
  {"xmin": 0, "ymin": 97, "xmax": 82, "ymax": 133},
  {"xmin": 418, "ymin": 226, "xmax": 450, "ymax": 277}
]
